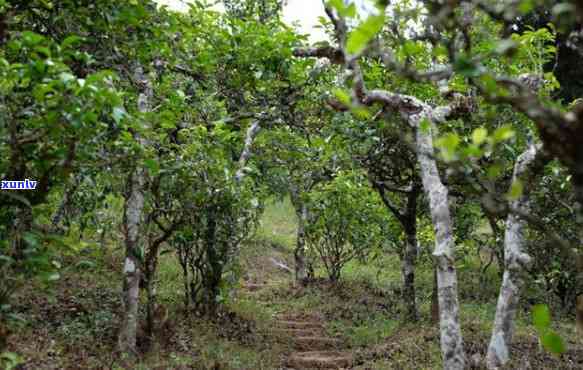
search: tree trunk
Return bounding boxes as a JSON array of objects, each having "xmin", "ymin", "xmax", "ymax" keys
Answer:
[
  {"xmin": 402, "ymin": 226, "xmax": 418, "ymax": 321},
  {"xmin": 373, "ymin": 181, "xmax": 420, "ymax": 322},
  {"xmin": 234, "ymin": 120, "xmax": 261, "ymax": 183},
  {"xmin": 118, "ymin": 166, "xmax": 146, "ymax": 355},
  {"xmin": 51, "ymin": 174, "xmax": 79, "ymax": 232},
  {"xmin": 118, "ymin": 67, "xmax": 151, "ymax": 355},
  {"xmin": 294, "ymin": 203, "xmax": 308, "ymax": 284},
  {"xmin": 10, "ymin": 205, "xmax": 33, "ymax": 261},
  {"xmin": 486, "ymin": 143, "xmax": 543, "ymax": 369},
  {"xmin": 144, "ymin": 239, "xmax": 160, "ymax": 342},
  {"xmin": 414, "ymin": 113, "xmax": 465, "ymax": 370}
]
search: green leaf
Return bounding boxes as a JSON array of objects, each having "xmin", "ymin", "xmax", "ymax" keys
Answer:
[
  {"xmin": 35, "ymin": 46, "xmax": 51, "ymax": 57},
  {"xmin": 112, "ymin": 106, "xmax": 126, "ymax": 124},
  {"xmin": 541, "ymin": 331, "xmax": 566, "ymax": 354},
  {"xmin": 532, "ymin": 304, "xmax": 551, "ymax": 332},
  {"xmin": 419, "ymin": 118, "xmax": 431, "ymax": 133},
  {"xmin": 346, "ymin": 14, "xmax": 385, "ymax": 55},
  {"xmin": 59, "ymin": 72, "xmax": 75, "ymax": 84},
  {"xmin": 493, "ymin": 125, "xmax": 515, "ymax": 142},
  {"xmin": 472, "ymin": 127, "xmax": 488, "ymax": 145},
  {"xmin": 508, "ymin": 180, "xmax": 524, "ymax": 200},
  {"xmin": 351, "ymin": 106, "xmax": 371, "ymax": 119},
  {"xmin": 403, "ymin": 40, "xmax": 423, "ymax": 56},
  {"xmin": 436, "ymin": 133, "xmax": 460, "ymax": 151},
  {"xmin": 327, "ymin": 0, "xmax": 345, "ymax": 14},
  {"xmin": 518, "ymin": 0, "xmax": 535, "ymax": 14},
  {"xmin": 22, "ymin": 31, "xmax": 44, "ymax": 46},
  {"xmin": 436, "ymin": 133, "xmax": 460, "ymax": 162},
  {"xmin": 454, "ymin": 56, "xmax": 481, "ymax": 78},
  {"xmin": 342, "ymin": 3, "xmax": 356, "ymax": 18},
  {"xmin": 76, "ymin": 260, "xmax": 97, "ymax": 270},
  {"xmin": 144, "ymin": 158, "xmax": 160, "ymax": 175},
  {"xmin": 22, "ymin": 232, "xmax": 40, "ymax": 248},
  {"xmin": 61, "ymin": 35, "xmax": 84, "ymax": 49},
  {"xmin": 479, "ymin": 74, "xmax": 499, "ymax": 95},
  {"xmin": 487, "ymin": 164, "xmax": 502, "ymax": 179},
  {"xmin": 462, "ymin": 144, "xmax": 483, "ymax": 158},
  {"xmin": 333, "ymin": 88, "xmax": 351, "ymax": 106}
]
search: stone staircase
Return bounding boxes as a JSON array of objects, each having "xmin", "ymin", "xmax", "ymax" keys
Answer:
[{"xmin": 274, "ymin": 313, "xmax": 353, "ymax": 369}]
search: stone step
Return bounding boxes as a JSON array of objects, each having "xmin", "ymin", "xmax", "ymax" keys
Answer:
[
  {"xmin": 286, "ymin": 351, "xmax": 353, "ymax": 369},
  {"xmin": 276, "ymin": 313, "xmax": 323, "ymax": 322},
  {"xmin": 272, "ymin": 328, "xmax": 324, "ymax": 337},
  {"xmin": 292, "ymin": 336, "xmax": 342, "ymax": 351},
  {"xmin": 241, "ymin": 283, "xmax": 267, "ymax": 291},
  {"xmin": 276, "ymin": 320, "xmax": 325, "ymax": 330}
]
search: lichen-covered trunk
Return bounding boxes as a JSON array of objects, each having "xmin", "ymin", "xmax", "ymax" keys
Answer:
[
  {"xmin": 414, "ymin": 113, "xmax": 465, "ymax": 370},
  {"xmin": 295, "ymin": 203, "xmax": 308, "ymax": 284},
  {"xmin": 118, "ymin": 71, "xmax": 150, "ymax": 354},
  {"xmin": 402, "ymin": 226, "xmax": 418, "ymax": 321},
  {"xmin": 118, "ymin": 166, "xmax": 145, "ymax": 355},
  {"xmin": 487, "ymin": 144, "xmax": 541, "ymax": 369},
  {"xmin": 234, "ymin": 120, "xmax": 261, "ymax": 183}
]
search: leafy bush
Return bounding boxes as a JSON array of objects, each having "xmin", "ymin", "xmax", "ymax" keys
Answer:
[{"xmin": 306, "ymin": 171, "xmax": 391, "ymax": 282}]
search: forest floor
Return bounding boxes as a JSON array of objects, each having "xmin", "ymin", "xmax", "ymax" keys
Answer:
[{"xmin": 5, "ymin": 199, "xmax": 583, "ymax": 369}]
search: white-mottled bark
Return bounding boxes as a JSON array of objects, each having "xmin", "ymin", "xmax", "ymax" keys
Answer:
[
  {"xmin": 487, "ymin": 143, "xmax": 541, "ymax": 369},
  {"xmin": 118, "ymin": 166, "xmax": 145, "ymax": 355},
  {"xmin": 295, "ymin": 203, "xmax": 309, "ymax": 283},
  {"xmin": 413, "ymin": 111, "xmax": 465, "ymax": 370},
  {"xmin": 118, "ymin": 66, "xmax": 151, "ymax": 355},
  {"xmin": 235, "ymin": 120, "xmax": 261, "ymax": 182}
]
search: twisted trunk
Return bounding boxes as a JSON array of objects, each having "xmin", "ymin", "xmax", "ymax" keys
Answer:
[{"xmin": 487, "ymin": 143, "xmax": 545, "ymax": 368}]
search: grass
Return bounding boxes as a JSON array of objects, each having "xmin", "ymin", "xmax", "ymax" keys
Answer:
[
  {"xmin": 255, "ymin": 197, "xmax": 297, "ymax": 249},
  {"xmin": 4, "ymin": 197, "xmax": 583, "ymax": 369}
]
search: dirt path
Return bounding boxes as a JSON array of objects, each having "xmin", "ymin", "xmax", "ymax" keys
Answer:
[{"xmin": 242, "ymin": 280, "xmax": 353, "ymax": 369}]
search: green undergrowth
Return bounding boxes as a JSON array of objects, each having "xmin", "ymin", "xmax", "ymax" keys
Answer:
[{"xmin": 5, "ymin": 198, "xmax": 583, "ymax": 369}]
